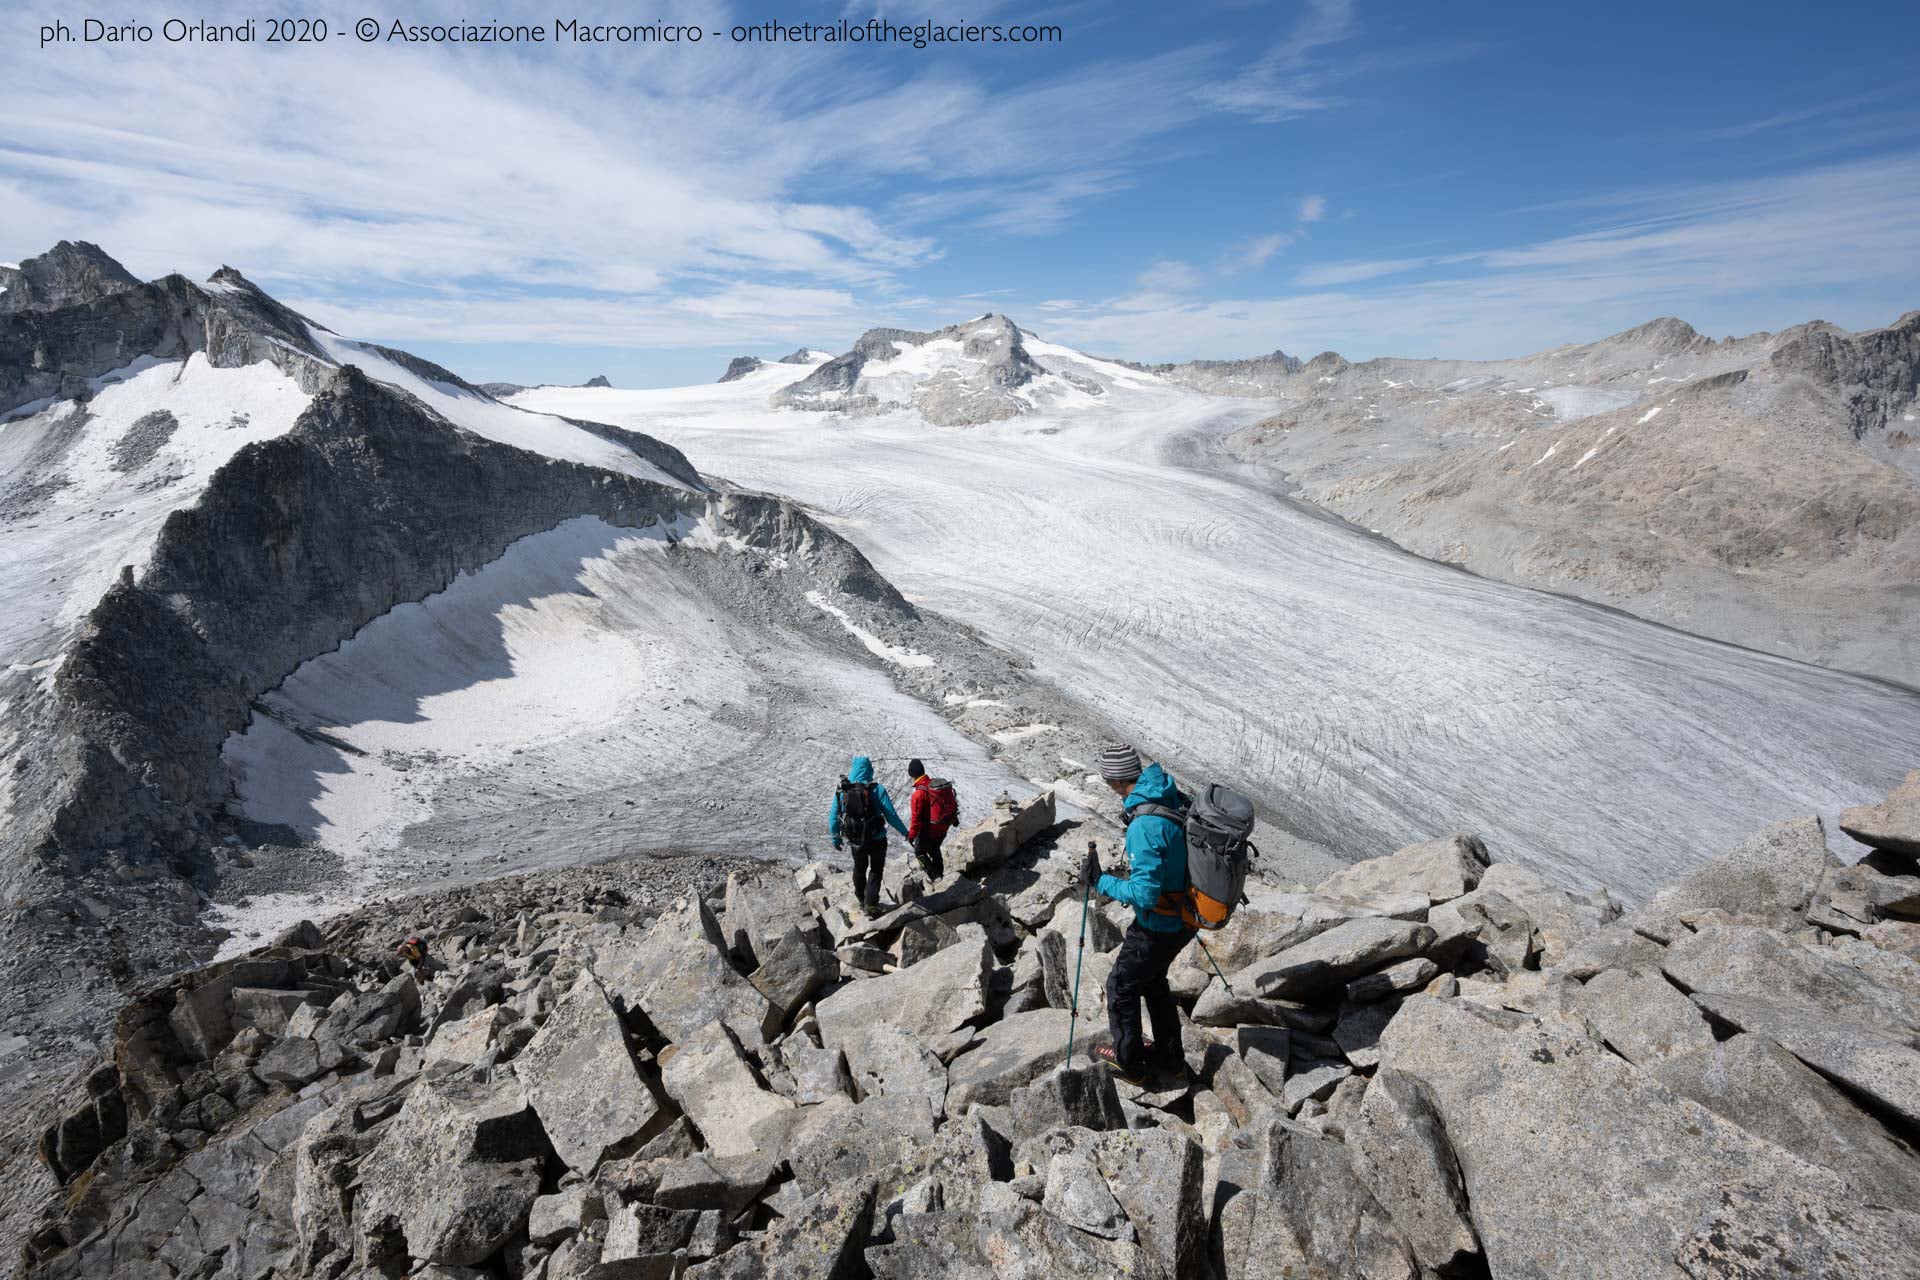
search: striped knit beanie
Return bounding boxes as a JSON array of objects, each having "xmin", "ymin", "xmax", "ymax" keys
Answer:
[{"xmin": 1099, "ymin": 743, "xmax": 1143, "ymax": 783}]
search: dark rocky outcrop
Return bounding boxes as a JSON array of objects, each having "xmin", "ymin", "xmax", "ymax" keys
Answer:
[
  {"xmin": 1771, "ymin": 309, "xmax": 1920, "ymax": 438},
  {"xmin": 0, "ymin": 241, "xmax": 140, "ymax": 315}
]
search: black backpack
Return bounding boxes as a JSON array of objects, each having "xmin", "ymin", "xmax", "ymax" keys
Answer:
[{"xmin": 840, "ymin": 778, "xmax": 882, "ymax": 844}]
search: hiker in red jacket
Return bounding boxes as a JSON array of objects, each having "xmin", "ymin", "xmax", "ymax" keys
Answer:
[{"xmin": 906, "ymin": 758, "xmax": 960, "ymax": 880}]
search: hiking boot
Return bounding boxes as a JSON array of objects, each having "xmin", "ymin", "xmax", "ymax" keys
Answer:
[
  {"xmin": 862, "ymin": 898, "xmax": 884, "ymax": 919},
  {"xmin": 1092, "ymin": 1044, "xmax": 1149, "ymax": 1087}
]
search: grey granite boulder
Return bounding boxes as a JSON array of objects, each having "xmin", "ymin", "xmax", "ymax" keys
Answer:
[
  {"xmin": 1168, "ymin": 901, "xmax": 1325, "ymax": 991},
  {"xmin": 781, "ymin": 1039, "xmax": 852, "ymax": 1105},
  {"xmin": 598, "ymin": 900, "xmax": 779, "ymax": 1050},
  {"xmin": 1629, "ymin": 815, "xmax": 1838, "ymax": 943},
  {"xmin": 1661, "ymin": 924, "xmax": 1920, "ymax": 1037},
  {"xmin": 1841, "ymin": 769, "xmax": 1920, "ymax": 862},
  {"xmin": 659, "ymin": 1021, "xmax": 794, "ymax": 1158},
  {"xmin": 945, "ymin": 1009, "xmax": 1102, "ymax": 1110},
  {"xmin": 813, "ymin": 934, "xmax": 989, "ymax": 1051},
  {"xmin": 867, "ymin": 1201, "xmax": 1146, "ymax": 1278},
  {"xmin": 1673, "ymin": 1179, "xmax": 1920, "ymax": 1279},
  {"xmin": 749, "ymin": 925, "xmax": 838, "ymax": 1024},
  {"xmin": 874, "ymin": 1108, "xmax": 1014, "ymax": 1221},
  {"xmin": 1574, "ymin": 968, "xmax": 1715, "ymax": 1065},
  {"xmin": 687, "ymin": 1176, "xmax": 875, "ymax": 1279},
  {"xmin": 1090, "ymin": 1126, "xmax": 1206, "ymax": 1280},
  {"xmin": 787, "ymin": 1093, "xmax": 937, "ymax": 1189},
  {"xmin": 1430, "ymin": 887, "xmax": 1534, "ymax": 976},
  {"xmin": 1476, "ymin": 861, "xmax": 1618, "ymax": 966},
  {"xmin": 1241, "ymin": 918, "xmax": 1437, "ymax": 1000},
  {"xmin": 1345, "ymin": 956, "xmax": 1439, "ymax": 1003},
  {"xmin": 1240, "ymin": 1117, "xmax": 1419, "ymax": 1280},
  {"xmin": 1377, "ymin": 995, "xmax": 1862, "ymax": 1280},
  {"xmin": 1037, "ymin": 929, "xmax": 1114, "ymax": 1024},
  {"xmin": 652, "ymin": 1150, "xmax": 777, "ymax": 1214},
  {"xmin": 528, "ymin": 1186, "xmax": 603, "ymax": 1246},
  {"xmin": 1346, "ymin": 1068, "xmax": 1480, "ymax": 1275},
  {"xmin": 514, "ymin": 973, "xmax": 661, "ymax": 1171},
  {"xmin": 843, "ymin": 1022, "xmax": 947, "ymax": 1120},
  {"xmin": 1042, "ymin": 1152, "xmax": 1133, "ymax": 1239},
  {"xmin": 1331, "ymin": 999, "xmax": 1401, "ymax": 1071},
  {"xmin": 1551, "ymin": 921, "xmax": 1668, "ymax": 979},
  {"xmin": 603, "ymin": 1202, "xmax": 697, "ymax": 1264},
  {"xmin": 1652, "ymin": 1034, "xmax": 1920, "ymax": 1208},
  {"xmin": 355, "ymin": 1075, "xmax": 546, "ymax": 1268},
  {"xmin": 1009, "ymin": 1064, "xmax": 1125, "ymax": 1138},
  {"xmin": 722, "ymin": 868, "xmax": 816, "ymax": 970},
  {"xmin": 1192, "ymin": 978, "xmax": 1333, "ymax": 1030},
  {"xmin": 1315, "ymin": 833, "xmax": 1489, "ymax": 905},
  {"xmin": 1689, "ymin": 992, "xmax": 1920, "ymax": 1128}
]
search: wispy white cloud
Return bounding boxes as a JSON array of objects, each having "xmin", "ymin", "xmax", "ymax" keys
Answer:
[
  {"xmin": 1029, "ymin": 151, "xmax": 1920, "ymax": 362},
  {"xmin": 1201, "ymin": 0, "xmax": 1355, "ymax": 121},
  {"xmin": 1135, "ymin": 259, "xmax": 1205, "ymax": 294},
  {"xmin": 1292, "ymin": 255, "xmax": 1434, "ymax": 286},
  {"xmin": 1695, "ymin": 87, "xmax": 1904, "ymax": 142},
  {"xmin": 1298, "ymin": 194, "xmax": 1328, "ymax": 223},
  {"xmin": 1227, "ymin": 231, "xmax": 1298, "ymax": 272}
]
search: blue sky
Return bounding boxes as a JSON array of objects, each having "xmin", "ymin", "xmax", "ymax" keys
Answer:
[{"xmin": 5, "ymin": 0, "xmax": 1919, "ymax": 386}]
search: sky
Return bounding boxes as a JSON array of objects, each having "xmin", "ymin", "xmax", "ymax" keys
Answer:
[{"xmin": 5, "ymin": 0, "xmax": 1919, "ymax": 387}]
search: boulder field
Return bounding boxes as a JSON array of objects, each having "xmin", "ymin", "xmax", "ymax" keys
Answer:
[{"xmin": 21, "ymin": 780, "xmax": 1920, "ymax": 1279}]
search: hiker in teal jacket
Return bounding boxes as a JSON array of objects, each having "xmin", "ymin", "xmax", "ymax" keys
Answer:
[
  {"xmin": 828, "ymin": 755, "xmax": 909, "ymax": 915},
  {"xmin": 1084, "ymin": 744, "xmax": 1195, "ymax": 1083},
  {"xmin": 1098, "ymin": 763, "xmax": 1190, "ymax": 932}
]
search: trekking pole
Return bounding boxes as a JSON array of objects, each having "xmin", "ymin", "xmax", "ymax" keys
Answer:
[
  {"xmin": 1196, "ymin": 935, "xmax": 1234, "ymax": 996},
  {"xmin": 1065, "ymin": 839, "xmax": 1096, "ymax": 1068}
]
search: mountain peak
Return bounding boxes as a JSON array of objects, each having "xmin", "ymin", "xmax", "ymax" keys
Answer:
[
  {"xmin": 1605, "ymin": 316, "xmax": 1706, "ymax": 351},
  {"xmin": 0, "ymin": 240, "xmax": 140, "ymax": 314}
]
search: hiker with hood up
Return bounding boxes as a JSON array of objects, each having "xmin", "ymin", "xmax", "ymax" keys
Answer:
[
  {"xmin": 1084, "ymin": 743, "xmax": 1194, "ymax": 1084},
  {"xmin": 829, "ymin": 755, "xmax": 910, "ymax": 916}
]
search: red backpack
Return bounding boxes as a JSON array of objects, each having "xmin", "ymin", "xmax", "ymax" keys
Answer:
[{"xmin": 924, "ymin": 778, "xmax": 959, "ymax": 830}]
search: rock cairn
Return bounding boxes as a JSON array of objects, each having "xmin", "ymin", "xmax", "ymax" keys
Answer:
[{"xmin": 22, "ymin": 773, "xmax": 1920, "ymax": 1279}]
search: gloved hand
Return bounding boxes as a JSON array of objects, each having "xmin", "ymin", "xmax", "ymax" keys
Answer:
[
  {"xmin": 1083, "ymin": 841, "xmax": 1102, "ymax": 888},
  {"xmin": 832, "ymin": 839, "xmax": 843, "ymax": 852}
]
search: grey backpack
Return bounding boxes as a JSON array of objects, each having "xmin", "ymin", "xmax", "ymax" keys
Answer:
[{"xmin": 1133, "ymin": 783, "xmax": 1258, "ymax": 930}]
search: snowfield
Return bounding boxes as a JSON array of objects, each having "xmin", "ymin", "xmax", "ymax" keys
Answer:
[
  {"xmin": 218, "ymin": 513, "xmax": 1049, "ymax": 952},
  {"xmin": 0, "ymin": 355, "xmax": 312, "ymax": 674},
  {"xmin": 518, "ymin": 357, "xmax": 1920, "ymax": 901}
]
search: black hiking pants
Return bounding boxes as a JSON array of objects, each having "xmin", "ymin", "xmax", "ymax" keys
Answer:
[
  {"xmin": 1106, "ymin": 920, "xmax": 1195, "ymax": 1073},
  {"xmin": 912, "ymin": 828, "xmax": 948, "ymax": 879},
  {"xmin": 851, "ymin": 837, "xmax": 887, "ymax": 909}
]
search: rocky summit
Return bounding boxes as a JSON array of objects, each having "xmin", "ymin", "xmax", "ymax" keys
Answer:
[{"xmin": 19, "ymin": 772, "xmax": 1920, "ymax": 1279}]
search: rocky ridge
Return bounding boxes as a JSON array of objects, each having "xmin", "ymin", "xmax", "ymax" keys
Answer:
[
  {"xmin": 770, "ymin": 315, "xmax": 1057, "ymax": 426},
  {"xmin": 1119, "ymin": 349, "xmax": 1304, "ymax": 396},
  {"xmin": 477, "ymin": 376, "xmax": 614, "ymax": 398},
  {"xmin": 22, "ymin": 771, "xmax": 1920, "ymax": 1279},
  {"xmin": 0, "ymin": 242, "xmax": 141, "ymax": 316},
  {"xmin": 1223, "ymin": 312, "xmax": 1920, "ymax": 683}
]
